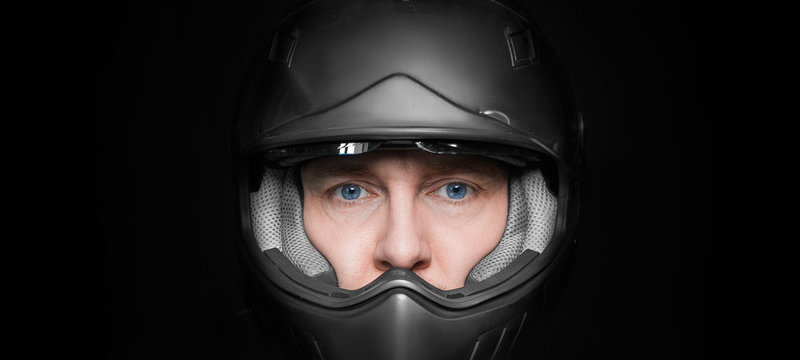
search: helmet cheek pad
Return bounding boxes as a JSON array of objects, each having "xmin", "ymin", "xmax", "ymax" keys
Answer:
[
  {"xmin": 468, "ymin": 168, "xmax": 557, "ymax": 283},
  {"xmin": 249, "ymin": 167, "xmax": 333, "ymax": 280}
]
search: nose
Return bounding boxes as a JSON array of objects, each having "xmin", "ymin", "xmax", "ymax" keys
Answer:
[{"xmin": 373, "ymin": 194, "xmax": 431, "ymax": 271}]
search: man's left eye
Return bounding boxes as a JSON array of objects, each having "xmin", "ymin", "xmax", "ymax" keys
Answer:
[{"xmin": 435, "ymin": 182, "xmax": 473, "ymax": 200}]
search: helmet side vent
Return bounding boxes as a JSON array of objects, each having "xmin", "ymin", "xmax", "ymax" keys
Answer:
[
  {"xmin": 504, "ymin": 26, "xmax": 537, "ymax": 68},
  {"xmin": 268, "ymin": 28, "xmax": 300, "ymax": 67}
]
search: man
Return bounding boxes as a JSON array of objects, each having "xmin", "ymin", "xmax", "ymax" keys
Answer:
[
  {"xmin": 300, "ymin": 150, "xmax": 511, "ymax": 291},
  {"xmin": 233, "ymin": 0, "xmax": 582, "ymax": 359}
]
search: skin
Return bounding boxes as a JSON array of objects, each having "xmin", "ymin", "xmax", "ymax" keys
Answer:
[{"xmin": 300, "ymin": 150, "xmax": 509, "ymax": 290}]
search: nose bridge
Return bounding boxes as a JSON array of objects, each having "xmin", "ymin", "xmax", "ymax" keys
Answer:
[{"xmin": 374, "ymin": 186, "xmax": 430, "ymax": 270}]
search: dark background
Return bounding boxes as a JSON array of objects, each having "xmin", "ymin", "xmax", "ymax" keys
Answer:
[{"xmin": 50, "ymin": 0, "xmax": 758, "ymax": 358}]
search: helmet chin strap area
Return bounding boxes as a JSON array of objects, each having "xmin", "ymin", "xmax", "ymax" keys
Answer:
[{"xmin": 249, "ymin": 167, "xmax": 557, "ymax": 288}]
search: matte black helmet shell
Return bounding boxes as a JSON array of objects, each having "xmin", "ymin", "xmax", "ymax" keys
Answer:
[
  {"xmin": 232, "ymin": 0, "xmax": 583, "ymax": 359},
  {"xmin": 236, "ymin": 0, "xmax": 582, "ymax": 163}
]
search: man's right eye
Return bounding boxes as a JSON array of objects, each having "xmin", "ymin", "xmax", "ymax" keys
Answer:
[{"xmin": 336, "ymin": 183, "xmax": 368, "ymax": 201}]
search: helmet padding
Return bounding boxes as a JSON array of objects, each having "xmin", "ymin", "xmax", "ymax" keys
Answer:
[{"xmin": 468, "ymin": 169, "xmax": 557, "ymax": 282}]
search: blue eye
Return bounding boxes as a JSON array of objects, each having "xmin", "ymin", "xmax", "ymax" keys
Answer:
[
  {"xmin": 441, "ymin": 182, "xmax": 470, "ymax": 200},
  {"xmin": 339, "ymin": 184, "xmax": 363, "ymax": 200}
]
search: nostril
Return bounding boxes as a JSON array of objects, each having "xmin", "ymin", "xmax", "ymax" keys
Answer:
[
  {"xmin": 376, "ymin": 259, "xmax": 429, "ymax": 272},
  {"xmin": 411, "ymin": 260, "xmax": 429, "ymax": 271},
  {"xmin": 376, "ymin": 261, "xmax": 393, "ymax": 271}
]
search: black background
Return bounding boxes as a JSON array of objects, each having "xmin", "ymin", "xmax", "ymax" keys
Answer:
[{"xmin": 50, "ymin": 0, "xmax": 758, "ymax": 358}]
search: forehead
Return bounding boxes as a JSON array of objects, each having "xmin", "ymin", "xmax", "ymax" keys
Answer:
[{"xmin": 301, "ymin": 150, "xmax": 507, "ymax": 179}]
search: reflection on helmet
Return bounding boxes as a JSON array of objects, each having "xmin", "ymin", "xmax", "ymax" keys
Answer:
[{"xmin": 233, "ymin": 0, "xmax": 583, "ymax": 359}]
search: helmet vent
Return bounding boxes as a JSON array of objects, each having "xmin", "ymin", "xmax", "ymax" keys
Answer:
[
  {"xmin": 504, "ymin": 26, "xmax": 536, "ymax": 68},
  {"xmin": 268, "ymin": 28, "xmax": 299, "ymax": 67}
]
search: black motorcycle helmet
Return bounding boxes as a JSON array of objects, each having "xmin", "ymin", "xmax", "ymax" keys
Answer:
[{"xmin": 232, "ymin": 1, "xmax": 583, "ymax": 359}]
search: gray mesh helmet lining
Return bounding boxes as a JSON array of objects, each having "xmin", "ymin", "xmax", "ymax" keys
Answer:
[
  {"xmin": 250, "ymin": 168, "xmax": 332, "ymax": 276},
  {"xmin": 249, "ymin": 166, "xmax": 557, "ymax": 284},
  {"xmin": 468, "ymin": 169, "xmax": 557, "ymax": 282}
]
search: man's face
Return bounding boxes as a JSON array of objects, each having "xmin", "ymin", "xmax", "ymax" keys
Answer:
[{"xmin": 300, "ymin": 150, "xmax": 509, "ymax": 290}]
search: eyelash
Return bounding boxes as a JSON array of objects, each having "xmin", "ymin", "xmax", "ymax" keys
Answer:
[
  {"xmin": 430, "ymin": 181, "xmax": 477, "ymax": 204},
  {"xmin": 331, "ymin": 183, "xmax": 373, "ymax": 204},
  {"xmin": 328, "ymin": 180, "xmax": 479, "ymax": 205}
]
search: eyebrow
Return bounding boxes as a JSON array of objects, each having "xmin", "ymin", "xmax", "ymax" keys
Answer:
[
  {"xmin": 302, "ymin": 154, "xmax": 505, "ymax": 185},
  {"xmin": 425, "ymin": 156, "xmax": 504, "ymax": 177},
  {"xmin": 304, "ymin": 161, "xmax": 378, "ymax": 182}
]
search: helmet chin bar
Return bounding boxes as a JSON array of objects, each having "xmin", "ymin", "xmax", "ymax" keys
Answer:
[
  {"xmin": 261, "ymin": 251, "xmax": 541, "ymax": 360},
  {"xmin": 243, "ymin": 238, "xmax": 574, "ymax": 360}
]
